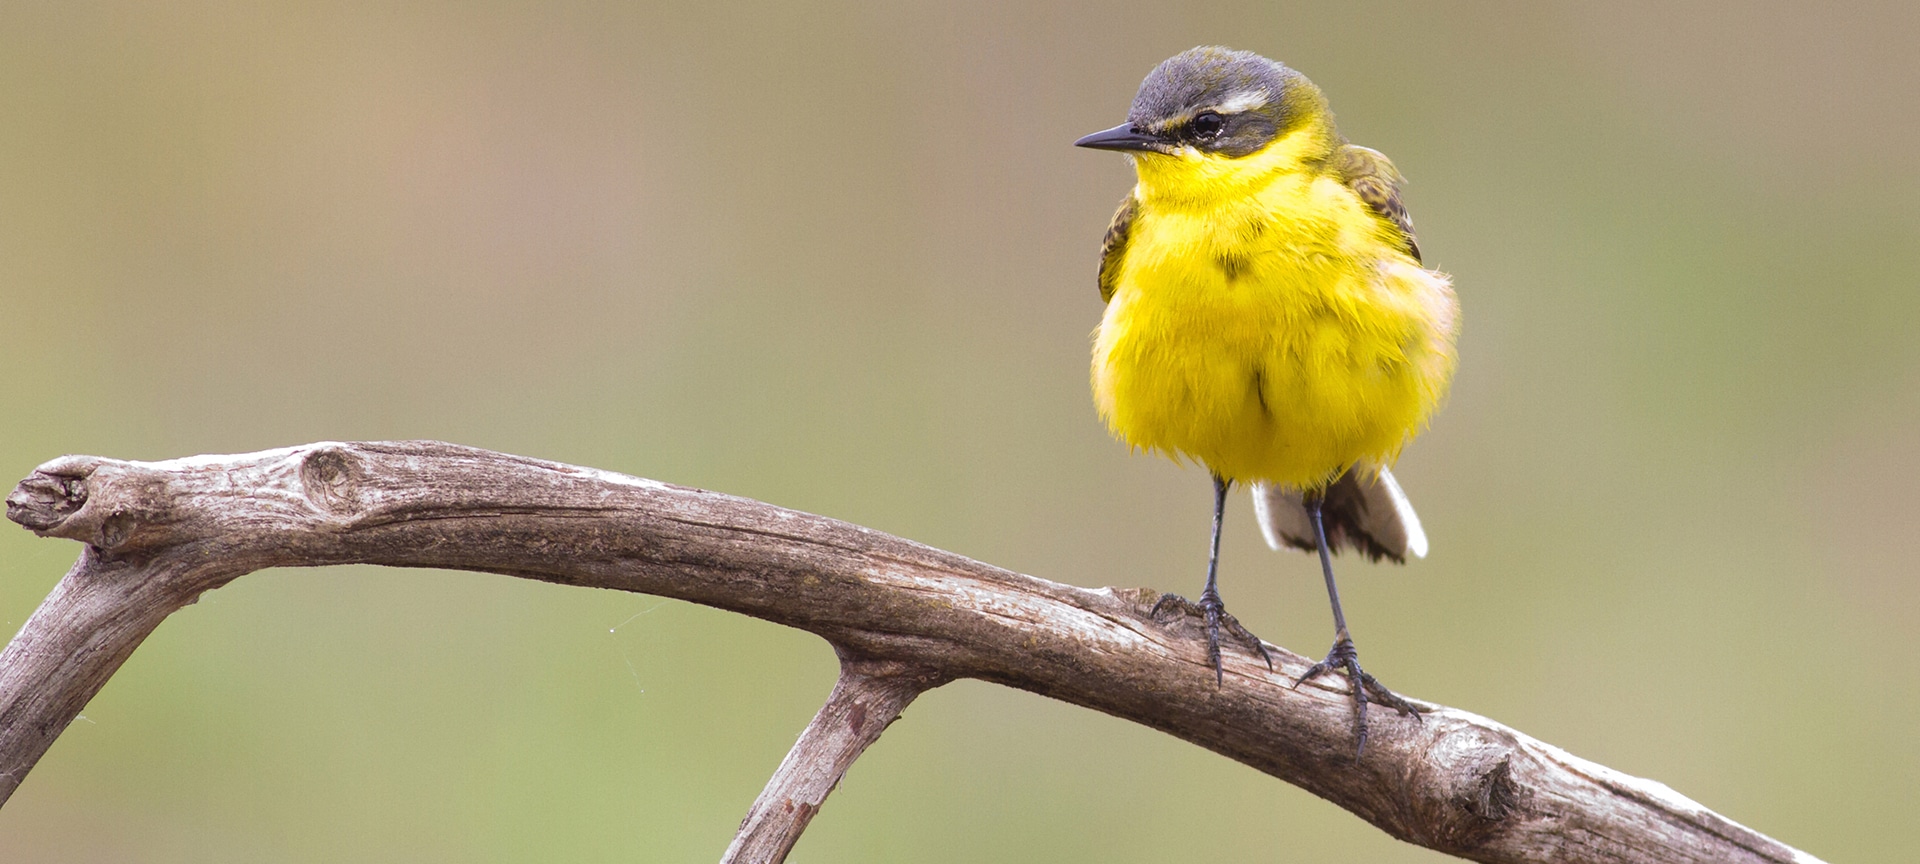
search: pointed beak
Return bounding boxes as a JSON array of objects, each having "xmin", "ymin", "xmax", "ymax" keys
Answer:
[{"xmin": 1074, "ymin": 123, "xmax": 1169, "ymax": 153}]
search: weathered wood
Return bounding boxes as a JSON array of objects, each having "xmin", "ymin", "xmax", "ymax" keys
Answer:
[
  {"xmin": 721, "ymin": 655, "xmax": 942, "ymax": 864},
  {"xmin": 2, "ymin": 441, "xmax": 1824, "ymax": 864}
]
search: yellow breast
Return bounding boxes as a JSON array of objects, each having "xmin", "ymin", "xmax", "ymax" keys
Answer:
[{"xmin": 1092, "ymin": 169, "xmax": 1457, "ymax": 489}]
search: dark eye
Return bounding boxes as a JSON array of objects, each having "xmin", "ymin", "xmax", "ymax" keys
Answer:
[{"xmin": 1190, "ymin": 111, "xmax": 1226, "ymax": 141}]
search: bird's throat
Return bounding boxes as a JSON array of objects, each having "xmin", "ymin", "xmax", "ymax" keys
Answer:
[{"xmin": 1130, "ymin": 124, "xmax": 1334, "ymax": 211}]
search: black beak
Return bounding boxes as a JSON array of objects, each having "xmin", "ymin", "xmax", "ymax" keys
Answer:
[{"xmin": 1074, "ymin": 123, "xmax": 1169, "ymax": 153}]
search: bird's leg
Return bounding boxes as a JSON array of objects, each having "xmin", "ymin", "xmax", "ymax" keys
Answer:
[
  {"xmin": 1150, "ymin": 475, "xmax": 1272, "ymax": 683},
  {"xmin": 1294, "ymin": 491, "xmax": 1422, "ymax": 757}
]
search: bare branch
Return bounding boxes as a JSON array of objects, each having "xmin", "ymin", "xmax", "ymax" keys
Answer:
[
  {"xmin": 722, "ymin": 655, "xmax": 942, "ymax": 863},
  {"xmin": 2, "ymin": 442, "xmax": 1824, "ymax": 864}
]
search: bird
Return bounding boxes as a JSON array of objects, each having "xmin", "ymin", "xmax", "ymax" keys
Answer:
[{"xmin": 1075, "ymin": 46, "xmax": 1458, "ymax": 755}]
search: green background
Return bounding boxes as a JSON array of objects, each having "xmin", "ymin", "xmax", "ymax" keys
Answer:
[{"xmin": 3, "ymin": 1, "xmax": 1914, "ymax": 861}]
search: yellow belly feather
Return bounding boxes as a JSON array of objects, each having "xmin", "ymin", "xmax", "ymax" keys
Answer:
[{"xmin": 1092, "ymin": 172, "xmax": 1457, "ymax": 489}]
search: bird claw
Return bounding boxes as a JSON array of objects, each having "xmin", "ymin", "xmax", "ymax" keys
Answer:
[
  {"xmin": 1295, "ymin": 636, "xmax": 1421, "ymax": 758},
  {"xmin": 1149, "ymin": 590, "xmax": 1274, "ymax": 684}
]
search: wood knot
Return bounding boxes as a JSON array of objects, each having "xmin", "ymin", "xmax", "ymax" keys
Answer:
[
  {"xmin": 1407, "ymin": 722, "xmax": 1532, "ymax": 853},
  {"xmin": 97, "ymin": 510, "xmax": 137, "ymax": 549},
  {"xmin": 7, "ymin": 470, "xmax": 91, "ymax": 533},
  {"xmin": 1464, "ymin": 757, "xmax": 1524, "ymax": 823},
  {"xmin": 299, "ymin": 447, "xmax": 363, "ymax": 515},
  {"xmin": 8, "ymin": 456, "xmax": 109, "ymax": 536}
]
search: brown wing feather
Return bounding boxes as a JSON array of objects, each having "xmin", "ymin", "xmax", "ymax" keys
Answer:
[
  {"xmin": 1336, "ymin": 144, "xmax": 1421, "ymax": 263},
  {"xmin": 1097, "ymin": 194, "xmax": 1138, "ymax": 303}
]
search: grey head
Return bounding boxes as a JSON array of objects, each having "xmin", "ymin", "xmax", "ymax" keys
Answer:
[{"xmin": 1076, "ymin": 46, "xmax": 1325, "ymax": 158}]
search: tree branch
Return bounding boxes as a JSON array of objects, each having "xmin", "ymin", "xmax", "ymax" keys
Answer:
[
  {"xmin": 2, "ymin": 441, "xmax": 1823, "ymax": 864},
  {"xmin": 721, "ymin": 655, "xmax": 942, "ymax": 863}
]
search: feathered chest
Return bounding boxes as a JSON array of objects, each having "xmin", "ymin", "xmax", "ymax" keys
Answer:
[
  {"xmin": 1113, "ymin": 175, "xmax": 1389, "ymax": 325},
  {"xmin": 1090, "ymin": 173, "xmax": 1457, "ymax": 485}
]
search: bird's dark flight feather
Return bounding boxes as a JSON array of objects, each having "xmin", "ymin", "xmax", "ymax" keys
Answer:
[
  {"xmin": 1336, "ymin": 144, "xmax": 1421, "ymax": 263},
  {"xmin": 1097, "ymin": 194, "xmax": 1138, "ymax": 303}
]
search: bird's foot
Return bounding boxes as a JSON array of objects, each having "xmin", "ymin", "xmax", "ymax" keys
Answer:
[
  {"xmin": 1149, "ymin": 589, "xmax": 1274, "ymax": 684},
  {"xmin": 1294, "ymin": 636, "xmax": 1422, "ymax": 758}
]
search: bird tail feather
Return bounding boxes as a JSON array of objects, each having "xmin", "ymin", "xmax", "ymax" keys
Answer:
[{"xmin": 1251, "ymin": 467, "xmax": 1428, "ymax": 564}]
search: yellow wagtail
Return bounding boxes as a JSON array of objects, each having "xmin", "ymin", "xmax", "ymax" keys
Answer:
[{"xmin": 1076, "ymin": 46, "xmax": 1458, "ymax": 753}]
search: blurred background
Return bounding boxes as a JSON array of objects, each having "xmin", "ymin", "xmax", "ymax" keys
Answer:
[{"xmin": 2, "ymin": 1, "xmax": 1914, "ymax": 860}]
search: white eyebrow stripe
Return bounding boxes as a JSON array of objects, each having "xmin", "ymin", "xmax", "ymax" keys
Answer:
[{"xmin": 1216, "ymin": 91, "xmax": 1269, "ymax": 113}]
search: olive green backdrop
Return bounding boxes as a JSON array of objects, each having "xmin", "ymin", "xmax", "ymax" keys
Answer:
[{"xmin": 2, "ymin": 1, "xmax": 1913, "ymax": 861}]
